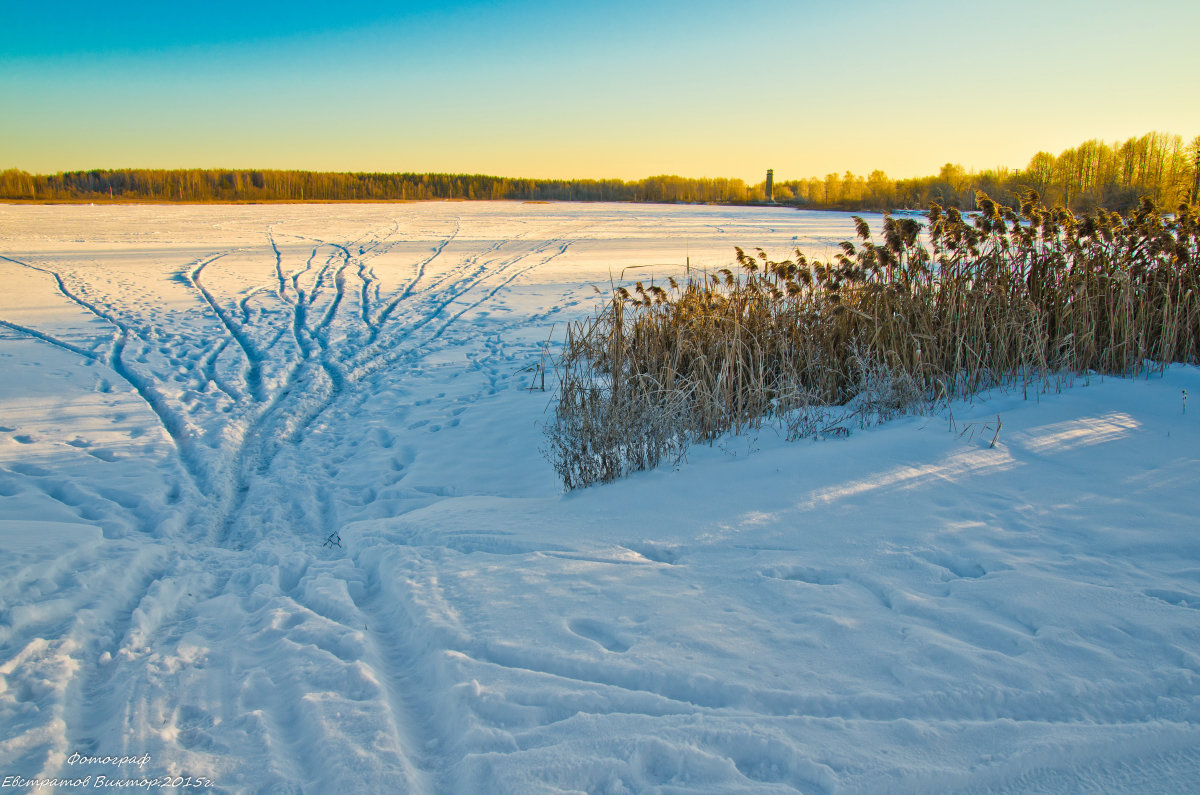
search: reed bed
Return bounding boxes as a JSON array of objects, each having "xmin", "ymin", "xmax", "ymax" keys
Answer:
[{"xmin": 544, "ymin": 193, "xmax": 1200, "ymax": 489}]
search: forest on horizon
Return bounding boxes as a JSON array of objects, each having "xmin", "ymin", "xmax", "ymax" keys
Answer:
[{"xmin": 3, "ymin": 131, "xmax": 1197, "ymax": 213}]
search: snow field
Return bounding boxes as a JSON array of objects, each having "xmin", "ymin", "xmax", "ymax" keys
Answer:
[{"xmin": 0, "ymin": 202, "xmax": 1198, "ymax": 793}]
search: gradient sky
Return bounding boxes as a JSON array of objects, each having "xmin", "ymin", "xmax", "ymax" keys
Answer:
[{"xmin": 3, "ymin": 0, "xmax": 1198, "ymax": 182}]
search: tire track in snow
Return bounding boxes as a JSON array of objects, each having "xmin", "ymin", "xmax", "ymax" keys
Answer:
[
  {"xmin": 0, "ymin": 255, "xmax": 211, "ymax": 493},
  {"xmin": 345, "ymin": 231, "xmax": 576, "ymax": 380},
  {"xmin": 0, "ymin": 318, "xmax": 102, "ymax": 361},
  {"xmin": 57, "ymin": 546, "xmax": 174, "ymax": 766},
  {"xmin": 352, "ymin": 221, "xmax": 401, "ymax": 328},
  {"xmin": 208, "ymin": 223, "xmax": 406, "ymax": 544},
  {"xmin": 187, "ymin": 253, "xmax": 267, "ymax": 403},
  {"xmin": 255, "ymin": 225, "xmax": 569, "ymax": 456},
  {"xmin": 278, "ymin": 221, "xmax": 401, "ymax": 311},
  {"xmin": 266, "ymin": 226, "xmax": 293, "ymax": 304},
  {"xmin": 182, "ymin": 227, "xmax": 386, "ymax": 541},
  {"xmin": 424, "ymin": 239, "xmax": 573, "ymax": 348},
  {"xmin": 346, "ymin": 555, "xmax": 443, "ymax": 793},
  {"xmin": 368, "ymin": 218, "xmax": 460, "ymax": 340},
  {"xmin": 197, "ymin": 337, "xmax": 241, "ymax": 403}
]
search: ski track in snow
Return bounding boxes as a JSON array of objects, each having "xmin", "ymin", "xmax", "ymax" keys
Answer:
[{"xmin": 0, "ymin": 203, "xmax": 1198, "ymax": 793}]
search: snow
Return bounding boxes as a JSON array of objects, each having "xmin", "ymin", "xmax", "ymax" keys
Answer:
[{"xmin": 1, "ymin": 201, "xmax": 1198, "ymax": 793}]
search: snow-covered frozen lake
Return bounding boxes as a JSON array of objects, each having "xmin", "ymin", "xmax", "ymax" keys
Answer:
[{"xmin": 1, "ymin": 202, "xmax": 1198, "ymax": 793}]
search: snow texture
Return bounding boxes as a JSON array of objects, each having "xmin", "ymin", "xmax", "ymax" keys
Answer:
[{"xmin": 0, "ymin": 202, "xmax": 1198, "ymax": 793}]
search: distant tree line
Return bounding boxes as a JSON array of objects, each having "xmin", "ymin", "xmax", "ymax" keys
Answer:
[
  {"xmin": 2, "ymin": 131, "xmax": 1196, "ymax": 212},
  {"xmin": 773, "ymin": 131, "xmax": 1200, "ymax": 213},
  {"xmin": 0, "ymin": 168, "xmax": 756, "ymax": 205}
]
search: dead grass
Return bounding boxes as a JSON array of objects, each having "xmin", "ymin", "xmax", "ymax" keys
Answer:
[{"xmin": 544, "ymin": 193, "xmax": 1200, "ymax": 489}]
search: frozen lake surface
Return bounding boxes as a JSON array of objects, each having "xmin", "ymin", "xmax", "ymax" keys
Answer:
[{"xmin": 1, "ymin": 202, "xmax": 1198, "ymax": 792}]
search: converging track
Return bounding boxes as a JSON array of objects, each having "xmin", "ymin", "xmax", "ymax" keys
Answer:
[{"xmin": 0, "ymin": 207, "xmax": 589, "ymax": 791}]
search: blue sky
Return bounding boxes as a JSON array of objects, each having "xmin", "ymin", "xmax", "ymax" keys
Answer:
[{"xmin": 3, "ymin": 0, "xmax": 1198, "ymax": 181}]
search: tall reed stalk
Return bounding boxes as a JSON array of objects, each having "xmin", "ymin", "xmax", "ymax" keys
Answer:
[{"xmin": 544, "ymin": 193, "xmax": 1200, "ymax": 489}]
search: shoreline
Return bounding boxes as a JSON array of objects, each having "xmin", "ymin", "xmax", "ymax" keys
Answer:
[{"xmin": 0, "ymin": 197, "xmax": 914, "ymax": 213}]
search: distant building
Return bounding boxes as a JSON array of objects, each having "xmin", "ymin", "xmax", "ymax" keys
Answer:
[{"xmin": 765, "ymin": 169, "xmax": 774, "ymax": 203}]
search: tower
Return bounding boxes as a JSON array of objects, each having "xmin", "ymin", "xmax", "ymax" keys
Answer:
[{"xmin": 765, "ymin": 169, "xmax": 774, "ymax": 203}]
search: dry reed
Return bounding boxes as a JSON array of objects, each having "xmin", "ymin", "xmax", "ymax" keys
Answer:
[{"xmin": 544, "ymin": 193, "xmax": 1200, "ymax": 488}]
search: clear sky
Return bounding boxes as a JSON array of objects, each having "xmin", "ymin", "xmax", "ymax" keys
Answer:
[{"xmin": 3, "ymin": 0, "xmax": 1198, "ymax": 182}]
